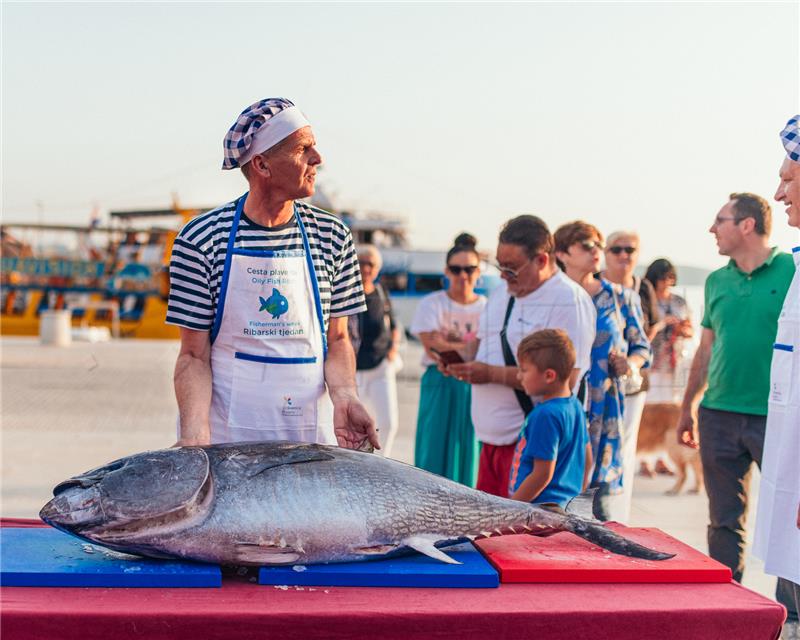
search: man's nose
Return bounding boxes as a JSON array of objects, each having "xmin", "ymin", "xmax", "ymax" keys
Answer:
[
  {"xmin": 310, "ymin": 147, "xmax": 323, "ymax": 165},
  {"xmin": 774, "ymin": 184, "xmax": 785, "ymax": 202}
]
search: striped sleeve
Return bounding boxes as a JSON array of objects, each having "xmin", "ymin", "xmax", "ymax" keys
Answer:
[
  {"xmin": 299, "ymin": 205, "xmax": 366, "ymax": 318},
  {"xmin": 329, "ymin": 222, "xmax": 366, "ymax": 317},
  {"xmin": 165, "ymin": 214, "xmax": 218, "ymax": 331}
]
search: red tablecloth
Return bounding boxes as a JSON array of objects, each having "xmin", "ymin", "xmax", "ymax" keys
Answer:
[{"xmin": 1, "ymin": 519, "xmax": 786, "ymax": 640}]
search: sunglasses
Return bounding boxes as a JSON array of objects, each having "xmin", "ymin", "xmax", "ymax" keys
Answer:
[
  {"xmin": 358, "ymin": 260, "xmax": 376, "ymax": 267},
  {"xmin": 493, "ymin": 259, "xmax": 532, "ymax": 280},
  {"xmin": 447, "ymin": 265, "xmax": 478, "ymax": 276},
  {"xmin": 608, "ymin": 246, "xmax": 637, "ymax": 255},
  {"xmin": 578, "ymin": 240, "xmax": 604, "ymax": 252}
]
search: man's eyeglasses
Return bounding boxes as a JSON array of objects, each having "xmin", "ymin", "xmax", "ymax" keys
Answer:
[
  {"xmin": 713, "ymin": 215, "xmax": 740, "ymax": 226},
  {"xmin": 493, "ymin": 258, "xmax": 532, "ymax": 280},
  {"xmin": 447, "ymin": 265, "xmax": 478, "ymax": 276},
  {"xmin": 358, "ymin": 260, "xmax": 376, "ymax": 268},
  {"xmin": 608, "ymin": 246, "xmax": 637, "ymax": 255},
  {"xmin": 578, "ymin": 240, "xmax": 604, "ymax": 252}
]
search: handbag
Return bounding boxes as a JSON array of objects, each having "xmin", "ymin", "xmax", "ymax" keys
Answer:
[{"xmin": 610, "ymin": 284, "xmax": 644, "ymax": 396}]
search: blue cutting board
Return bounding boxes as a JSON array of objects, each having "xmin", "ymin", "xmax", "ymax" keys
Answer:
[
  {"xmin": 258, "ymin": 542, "xmax": 499, "ymax": 588},
  {"xmin": 0, "ymin": 527, "xmax": 221, "ymax": 587}
]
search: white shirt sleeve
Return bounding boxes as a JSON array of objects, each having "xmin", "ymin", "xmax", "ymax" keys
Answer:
[
  {"xmin": 410, "ymin": 292, "xmax": 440, "ymax": 337},
  {"xmin": 476, "ymin": 289, "xmax": 499, "ymax": 343},
  {"xmin": 571, "ymin": 287, "xmax": 596, "ymax": 375}
]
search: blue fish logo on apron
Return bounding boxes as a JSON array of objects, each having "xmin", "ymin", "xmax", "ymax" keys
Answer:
[{"xmin": 259, "ymin": 288, "xmax": 289, "ymax": 319}]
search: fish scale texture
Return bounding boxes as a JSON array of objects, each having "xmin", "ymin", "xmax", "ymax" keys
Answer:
[{"xmin": 43, "ymin": 443, "xmax": 564, "ymax": 565}]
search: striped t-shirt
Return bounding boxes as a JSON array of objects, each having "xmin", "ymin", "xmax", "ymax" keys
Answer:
[{"xmin": 166, "ymin": 198, "xmax": 366, "ymax": 332}]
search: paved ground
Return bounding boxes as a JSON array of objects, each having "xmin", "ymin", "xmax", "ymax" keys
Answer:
[{"xmin": 0, "ymin": 336, "xmax": 776, "ymax": 601}]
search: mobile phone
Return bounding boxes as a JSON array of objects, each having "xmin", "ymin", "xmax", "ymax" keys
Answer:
[{"xmin": 430, "ymin": 348, "xmax": 464, "ymax": 365}]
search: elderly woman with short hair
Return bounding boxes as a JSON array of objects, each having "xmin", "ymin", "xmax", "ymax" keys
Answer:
[
  {"xmin": 351, "ymin": 245, "xmax": 401, "ymax": 457},
  {"xmin": 600, "ymin": 230, "xmax": 657, "ymax": 521}
]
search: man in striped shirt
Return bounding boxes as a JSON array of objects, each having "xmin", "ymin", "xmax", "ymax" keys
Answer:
[{"xmin": 167, "ymin": 98, "xmax": 378, "ymax": 451}]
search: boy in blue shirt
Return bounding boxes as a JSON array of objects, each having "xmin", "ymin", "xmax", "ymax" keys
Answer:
[{"xmin": 508, "ymin": 329, "xmax": 591, "ymax": 508}]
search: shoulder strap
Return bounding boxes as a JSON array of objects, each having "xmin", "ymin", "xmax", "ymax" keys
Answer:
[
  {"xmin": 375, "ymin": 282, "xmax": 391, "ymax": 312},
  {"xmin": 499, "ymin": 296, "xmax": 534, "ymax": 416}
]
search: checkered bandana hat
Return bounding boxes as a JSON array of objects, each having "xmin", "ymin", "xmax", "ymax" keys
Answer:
[
  {"xmin": 222, "ymin": 98, "xmax": 311, "ymax": 170},
  {"xmin": 780, "ymin": 115, "xmax": 800, "ymax": 162}
]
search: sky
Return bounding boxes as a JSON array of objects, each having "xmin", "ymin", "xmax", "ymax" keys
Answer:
[{"xmin": 2, "ymin": 1, "xmax": 799, "ymax": 269}]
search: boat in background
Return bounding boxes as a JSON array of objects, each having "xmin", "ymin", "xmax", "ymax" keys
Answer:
[
  {"xmin": 1, "ymin": 200, "xmax": 206, "ymax": 339},
  {"xmin": 1, "ymin": 190, "xmax": 498, "ymax": 340}
]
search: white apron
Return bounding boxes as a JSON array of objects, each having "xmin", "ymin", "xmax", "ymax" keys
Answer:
[
  {"xmin": 207, "ymin": 193, "xmax": 335, "ymax": 445},
  {"xmin": 754, "ymin": 245, "xmax": 800, "ymax": 583}
]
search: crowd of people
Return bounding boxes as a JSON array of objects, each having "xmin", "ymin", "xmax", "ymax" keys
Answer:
[
  {"xmin": 353, "ymin": 193, "xmax": 798, "ymax": 630},
  {"xmin": 166, "ymin": 98, "xmax": 799, "ymax": 634}
]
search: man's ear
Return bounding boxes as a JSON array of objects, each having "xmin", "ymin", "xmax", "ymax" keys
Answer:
[
  {"xmin": 737, "ymin": 216, "xmax": 756, "ymax": 236},
  {"xmin": 251, "ymin": 154, "xmax": 272, "ymax": 178},
  {"xmin": 535, "ymin": 252, "xmax": 550, "ymax": 268}
]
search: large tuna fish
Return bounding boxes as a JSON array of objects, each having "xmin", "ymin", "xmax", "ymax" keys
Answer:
[{"xmin": 40, "ymin": 442, "xmax": 674, "ymax": 565}]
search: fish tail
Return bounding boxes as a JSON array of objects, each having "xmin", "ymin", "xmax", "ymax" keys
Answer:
[{"xmin": 565, "ymin": 518, "xmax": 675, "ymax": 561}]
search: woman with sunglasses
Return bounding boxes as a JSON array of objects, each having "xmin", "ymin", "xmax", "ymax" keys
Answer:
[
  {"xmin": 602, "ymin": 232, "xmax": 659, "ymax": 340},
  {"xmin": 554, "ymin": 221, "xmax": 651, "ymax": 521},
  {"xmin": 410, "ymin": 233, "xmax": 486, "ymax": 486},
  {"xmin": 600, "ymin": 231, "xmax": 658, "ymax": 521}
]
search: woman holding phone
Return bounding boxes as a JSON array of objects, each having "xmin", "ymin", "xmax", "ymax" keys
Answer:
[{"xmin": 411, "ymin": 233, "xmax": 487, "ymax": 485}]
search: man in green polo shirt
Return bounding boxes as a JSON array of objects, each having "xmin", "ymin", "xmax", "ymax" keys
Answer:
[{"xmin": 678, "ymin": 192, "xmax": 794, "ymax": 585}]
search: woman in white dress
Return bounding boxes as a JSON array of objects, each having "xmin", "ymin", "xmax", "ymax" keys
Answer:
[{"xmin": 411, "ymin": 234, "xmax": 487, "ymax": 486}]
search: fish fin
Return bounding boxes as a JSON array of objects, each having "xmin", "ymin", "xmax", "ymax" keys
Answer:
[
  {"xmin": 403, "ymin": 536, "xmax": 461, "ymax": 565},
  {"xmin": 564, "ymin": 488, "xmax": 600, "ymax": 522},
  {"xmin": 353, "ymin": 543, "xmax": 401, "ymax": 555},
  {"xmin": 233, "ymin": 542, "xmax": 300, "ymax": 565},
  {"xmin": 221, "ymin": 444, "xmax": 335, "ymax": 478},
  {"xmin": 568, "ymin": 520, "xmax": 676, "ymax": 561}
]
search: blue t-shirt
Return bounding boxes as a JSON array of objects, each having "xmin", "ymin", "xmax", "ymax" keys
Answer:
[{"xmin": 508, "ymin": 396, "xmax": 588, "ymax": 508}]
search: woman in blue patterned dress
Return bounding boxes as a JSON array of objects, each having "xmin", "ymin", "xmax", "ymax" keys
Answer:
[{"xmin": 555, "ymin": 221, "xmax": 651, "ymax": 520}]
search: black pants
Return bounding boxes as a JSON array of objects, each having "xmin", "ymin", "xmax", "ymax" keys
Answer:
[
  {"xmin": 698, "ymin": 406, "xmax": 797, "ymax": 620},
  {"xmin": 776, "ymin": 576, "xmax": 800, "ymax": 623}
]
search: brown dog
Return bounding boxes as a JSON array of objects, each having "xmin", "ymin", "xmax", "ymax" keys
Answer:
[{"xmin": 636, "ymin": 403, "xmax": 704, "ymax": 495}]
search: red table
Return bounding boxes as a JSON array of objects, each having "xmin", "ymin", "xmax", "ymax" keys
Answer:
[{"xmin": 1, "ymin": 519, "xmax": 786, "ymax": 640}]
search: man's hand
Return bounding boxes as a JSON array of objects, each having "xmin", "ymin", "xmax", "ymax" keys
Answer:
[
  {"xmin": 331, "ymin": 390, "xmax": 380, "ymax": 451},
  {"xmin": 677, "ymin": 409, "xmax": 700, "ymax": 449},
  {"xmin": 446, "ymin": 361, "xmax": 492, "ymax": 385}
]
